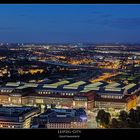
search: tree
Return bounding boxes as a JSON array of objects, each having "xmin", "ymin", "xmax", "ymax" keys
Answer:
[
  {"xmin": 103, "ymin": 112, "xmax": 111, "ymax": 127},
  {"xmin": 129, "ymin": 108, "xmax": 136, "ymax": 122},
  {"xmin": 136, "ymin": 106, "xmax": 140, "ymax": 111},
  {"xmin": 136, "ymin": 107, "xmax": 140, "ymax": 124},
  {"xmin": 110, "ymin": 118, "xmax": 119, "ymax": 128},
  {"xmin": 51, "ymin": 104, "xmax": 56, "ymax": 109},
  {"xmin": 119, "ymin": 110, "xmax": 128, "ymax": 122},
  {"xmin": 96, "ymin": 109, "xmax": 106, "ymax": 123},
  {"xmin": 96, "ymin": 110, "xmax": 111, "ymax": 128}
]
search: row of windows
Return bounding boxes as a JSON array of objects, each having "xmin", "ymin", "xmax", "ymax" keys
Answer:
[
  {"xmin": 0, "ymin": 123, "xmax": 14, "ymax": 125},
  {"xmin": 48, "ymin": 123, "xmax": 70, "ymax": 127},
  {"xmin": 47, "ymin": 124, "xmax": 85, "ymax": 128},
  {"xmin": 61, "ymin": 93, "xmax": 74, "ymax": 96},
  {"xmin": 101, "ymin": 95, "xmax": 122, "ymax": 99},
  {"xmin": 38, "ymin": 91, "xmax": 74, "ymax": 96},
  {"xmin": 74, "ymin": 98, "xmax": 87, "ymax": 101},
  {"xmin": 95, "ymin": 102, "xmax": 125, "ymax": 107},
  {"xmin": 0, "ymin": 89, "xmax": 12, "ymax": 93},
  {"xmin": 48, "ymin": 126, "xmax": 70, "ymax": 128},
  {"xmin": 0, "ymin": 124, "xmax": 19, "ymax": 128},
  {"xmin": 38, "ymin": 91, "xmax": 51, "ymax": 95},
  {"xmin": 96, "ymin": 101, "xmax": 124, "ymax": 104}
]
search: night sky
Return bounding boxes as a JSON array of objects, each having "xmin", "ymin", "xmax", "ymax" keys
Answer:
[{"xmin": 0, "ymin": 4, "xmax": 140, "ymax": 43}]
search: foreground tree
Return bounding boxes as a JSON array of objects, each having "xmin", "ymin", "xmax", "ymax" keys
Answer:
[
  {"xmin": 96, "ymin": 110, "xmax": 111, "ymax": 128},
  {"xmin": 109, "ymin": 118, "xmax": 119, "ymax": 128},
  {"xmin": 129, "ymin": 108, "xmax": 136, "ymax": 122},
  {"xmin": 119, "ymin": 110, "xmax": 128, "ymax": 122}
]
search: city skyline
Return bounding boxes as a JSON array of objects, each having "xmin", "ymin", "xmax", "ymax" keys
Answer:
[{"xmin": 0, "ymin": 4, "xmax": 140, "ymax": 43}]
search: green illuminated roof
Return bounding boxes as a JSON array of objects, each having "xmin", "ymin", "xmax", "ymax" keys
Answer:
[
  {"xmin": 16, "ymin": 86, "xmax": 27, "ymax": 89},
  {"xmin": 84, "ymin": 82, "xmax": 103, "ymax": 88},
  {"xmin": 80, "ymin": 87, "xmax": 100, "ymax": 93},
  {"xmin": 105, "ymin": 88, "xmax": 122, "ymax": 92},
  {"xmin": 43, "ymin": 80, "xmax": 70, "ymax": 88},
  {"xmin": 63, "ymin": 81, "xmax": 86, "ymax": 89},
  {"xmin": 24, "ymin": 83, "xmax": 38, "ymax": 87},
  {"xmin": 105, "ymin": 82, "xmax": 120, "ymax": 88},
  {"xmin": 6, "ymin": 82, "xmax": 20, "ymax": 87},
  {"xmin": 123, "ymin": 83, "xmax": 136, "ymax": 90}
]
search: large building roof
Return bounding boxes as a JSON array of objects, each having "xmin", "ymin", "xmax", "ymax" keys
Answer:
[
  {"xmin": 0, "ymin": 80, "xmax": 140, "ymax": 97},
  {"xmin": 63, "ymin": 81, "xmax": 86, "ymax": 89},
  {"xmin": 0, "ymin": 106, "xmax": 39, "ymax": 122},
  {"xmin": 43, "ymin": 80, "xmax": 70, "ymax": 88},
  {"xmin": 5, "ymin": 82, "xmax": 20, "ymax": 87},
  {"xmin": 35, "ymin": 108, "xmax": 87, "ymax": 123}
]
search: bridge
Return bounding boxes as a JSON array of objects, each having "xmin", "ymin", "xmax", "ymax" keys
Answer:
[
  {"xmin": 39, "ymin": 60, "xmax": 122, "ymax": 73},
  {"xmin": 39, "ymin": 60, "xmax": 100, "ymax": 69}
]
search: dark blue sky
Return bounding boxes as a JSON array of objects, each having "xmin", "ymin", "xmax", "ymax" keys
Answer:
[{"xmin": 0, "ymin": 4, "xmax": 140, "ymax": 43}]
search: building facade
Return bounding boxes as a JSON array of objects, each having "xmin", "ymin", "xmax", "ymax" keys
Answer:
[
  {"xmin": 31, "ymin": 108, "xmax": 87, "ymax": 129},
  {"xmin": 0, "ymin": 106, "xmax": 40, "ymax": 128},
  {"xmin": 0, "ymin": 81, "xmax": 140, "ymax": 111}
]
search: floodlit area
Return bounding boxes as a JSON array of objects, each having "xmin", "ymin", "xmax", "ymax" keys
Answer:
[
  {"xmin": 123, "ymin": 83, "xmax": 136, "ymax": 90},
  {"xmin": 63, "ymin": 81, "xmax": 86, "ymax": 89},
  {"xmin": 6, "ymin": 82, "xmax": 20, "ymax": 87},
  {"xmin": 43, "ymin": 80, "xmax": 70, "ymax": 88}
]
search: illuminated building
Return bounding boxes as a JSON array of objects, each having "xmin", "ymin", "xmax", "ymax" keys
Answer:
[
  {"xmin": 31, "ymin": 108, "xmax": 87, "ymax": 129},
  {"xmin": 0, "ymin": 81, "xmax": 94, "ymax": 110},
  {"xmin": 0, "ymin": 80, "xmax": 139, "ymax": 111},
  {"xmin": 18, "ymin": 68, "xmax": 44, "ymax": 75},
  {"xmin": 0, "ymin": 106, "xmax": 40, "ymax": 128},
  {"xmin": 94, "ymin": 82, "xmax": 140, "ymax": 110}
]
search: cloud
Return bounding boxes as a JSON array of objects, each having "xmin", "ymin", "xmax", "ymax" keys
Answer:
[
  {"xmin": 19, "ymin": 14, "xmax": 26, "ymax": 17},
  {"xmin": 85, "ymin": 15, "xmax": 140, "ymax": 30},
  {"xmin": 106, "ymin": 17, "xmax": 140, "ymax": 30},
  {"xmin": 18, "ymin": 14, "xmax": 34, "ymax": 18},
  {"xmin": 91, "ymin": 10, "xmax": 112, "ymax": 17},
  {"xmin": 91, "ymin": 10, "xmax": 103, "ymax": 14},
  {"xmin": 0, "ymin": 27, "xmax": 16, "ymax": 30},
  {"xmin": 112, "ymin": 17, "xmax": 140, "ymax": 25},
  {"xmin": 84, "ymin": 10, "xmax": 112, "ymax": 25}
]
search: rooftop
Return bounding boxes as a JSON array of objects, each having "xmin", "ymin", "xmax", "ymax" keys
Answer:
[
  {"xmin": 43, "ymin": 80, "xmax": 70, "ymax": 88},
  {"xmin": 36, "ymin": 108, "xmax": 87, "ymax": 123},
  {"xmin": 6, "ymin": 82, "xmax": 20, "ymax": 87},
  {"xmin": 84, "ymin": 82, "xmax": 103, "ymax": 88},
  {"xmin": 0, "ymin": 106, "xmax": 39, "ymax": 118},
  {"xmin": 80, "ymin": 87, "xmax": 99, "ymax": 93},
  {"xmin": 105, "ymin": 82, "xmax": 120, "ymax": 88},
  {"xmin": 1, "ymin": 80, "xmax": 140, "ymax": 96},
  {"xmin": 24, "ymin": 83, "xmax": 38, "ymax": 88},
  {"xmin": 63, "ymin": 81, "xmax": 86, "ymax": 89},
  {"xmin": 123, "ymin": 83, "xmax": 136, "ymax": 90}
]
